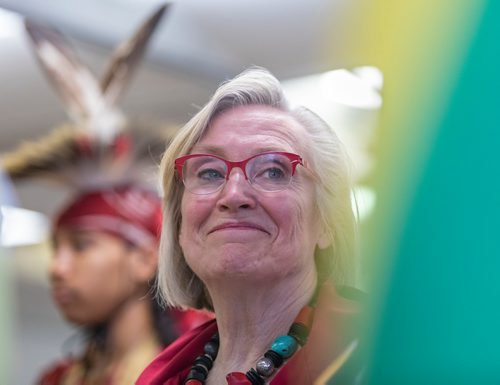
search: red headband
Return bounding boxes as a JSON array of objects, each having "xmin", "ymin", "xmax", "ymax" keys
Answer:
[{"xmin": 55, "ymin": 185, "xmax": 162, "ymax": 248}]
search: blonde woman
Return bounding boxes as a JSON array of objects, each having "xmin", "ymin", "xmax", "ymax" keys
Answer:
[{"xmin": 137, "ymin": 67, "xmax": 364, "ymax": 385}]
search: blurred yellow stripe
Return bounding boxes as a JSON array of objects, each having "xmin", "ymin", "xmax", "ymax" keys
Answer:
[{"xmin": 313, "ymin": 339, "xmax": 358, "ymax": 385}]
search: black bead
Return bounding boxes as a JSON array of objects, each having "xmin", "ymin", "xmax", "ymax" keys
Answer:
[
  {"xmin": 245, "ymin": 368, "xmax": 265, "ymax": 385},
  {"xmin": 194, "ymin": 355, "xmax": 214, "ymax": 370},
  {"xmin": 264, "ymin": 350, "xmax": 284, "ymax": 368},
  {"xmin": 191, "ymin": 364, "xmax": 209, "ymax": 377},
  {"xmin": 288, "ymin": 322, "xmax": 310, "ymax": 346},
  {"xmin": 204, "ymin": 341, "xmax": 219, "ymax": 358},
  {"xmin": 209, "ymin": 333, "xmax": 219, "ymax": 343},
  {"xmin": 185, "ymin": 368, "xmax": 207, "ymax": 381}
]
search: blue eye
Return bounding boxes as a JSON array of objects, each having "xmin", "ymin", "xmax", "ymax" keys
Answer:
[
  {"xmin": 265, "ymin": 167, "xmax": 286, "ymax": 180},
  {"xmin": 198, "ymin": 168, "xmax": 225, "ymax": 181}
]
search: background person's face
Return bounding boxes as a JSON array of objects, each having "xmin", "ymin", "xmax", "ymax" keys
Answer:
[
  {"xmin": 50, "ymin": 229, "xmax": 137, "ymax": 325},
  {"xmin": 179, "ymin": 105, "xmax": 322, "ymax": 287}
]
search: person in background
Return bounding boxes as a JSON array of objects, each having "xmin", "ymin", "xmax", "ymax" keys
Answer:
[
  {"xmin": 137, "ymin": 67, "xmax": 365, "ymax": 385},
  {"xmin": 39, "ymin": 184, "xmax": 211, "ymax": 385},
  {"xmin": 1, "ymin": 5, "xmax": 211, "ymax": 384}
]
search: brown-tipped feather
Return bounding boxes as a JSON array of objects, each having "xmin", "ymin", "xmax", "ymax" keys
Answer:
[
  {"xmin": 24, "ymin": 20, "xmax": 103, "ymax": 124},
  {"xmin": 8, "ymin": 5, "xmax": 173, "ymax": 189},
  {"xmin": 1, "ymin": 122, "xmax": 179, "ymax": 188},
  {"xmin": 100, "ymin": 4, "xmax": 170, "ymax": 106},
  {"xmin": 1, "ymin": 125, "xmax": 85, "ymax": 181}
]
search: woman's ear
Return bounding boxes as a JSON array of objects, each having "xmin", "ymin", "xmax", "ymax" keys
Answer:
[{"xmin": 128, "ymin": 245, "xmax": 158, "ymax": 284}]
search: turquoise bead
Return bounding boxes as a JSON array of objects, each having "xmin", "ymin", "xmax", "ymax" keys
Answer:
[{"xmin": 271, "ymin": 335, "xmax": 298, "ymax": 358}]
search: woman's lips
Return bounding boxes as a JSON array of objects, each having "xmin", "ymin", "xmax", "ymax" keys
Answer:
[{"xmin": 209, "ymin": 222, "xmax": 269, "ymax": 235}]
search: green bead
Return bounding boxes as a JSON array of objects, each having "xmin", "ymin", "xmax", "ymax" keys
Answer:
[
  {"xmin": 271, "ymin": 335, "xmax": 298, "ymax": 358},
  {"xmin": 289, "ymin": 322, "xmax": 309, "ymax": 346}
]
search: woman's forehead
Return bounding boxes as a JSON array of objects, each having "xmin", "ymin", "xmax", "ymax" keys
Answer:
[{"xmin": 194, "ymin": 105, "xmax": 308, "ymax": 154}]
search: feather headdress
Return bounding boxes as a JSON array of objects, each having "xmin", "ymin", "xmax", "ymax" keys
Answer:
[{"xmin": 1, "ymin": 4, "xmax": 174, "ymax": 191}]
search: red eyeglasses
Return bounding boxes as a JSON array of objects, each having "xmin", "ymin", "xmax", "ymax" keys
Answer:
[{"xmin": 174, "ymin": 152, "xmax": 303, "ymax": 195}]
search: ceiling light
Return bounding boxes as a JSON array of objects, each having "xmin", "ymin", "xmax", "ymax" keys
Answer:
[
  {"xmin": 1, "ymin": 206, "xmax": 50, "ymax": 248},
  {"xmin": 321, "ymin": 68, "xmax": 382, "ymax": 109},
  {"xmin": 352, "ymin": 66, "xmax": 384, "ymax": 92},
  {"xmin": 0, "ymin": 8, "xmax": 21, "ymax": 40}
]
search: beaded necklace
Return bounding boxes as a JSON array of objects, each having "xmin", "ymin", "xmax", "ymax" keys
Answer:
[{"xmin": 184, "ymin": 289, "xmax": 319, "ymax": 385}]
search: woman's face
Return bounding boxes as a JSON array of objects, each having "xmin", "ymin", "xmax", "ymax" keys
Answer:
[
  {"xmin": 50, "ymin": 229, "xmax": 138, "ymax": 325},
  {"xmin": 179, "ymin": 105, "xmax": 325, "ymax": 286}
]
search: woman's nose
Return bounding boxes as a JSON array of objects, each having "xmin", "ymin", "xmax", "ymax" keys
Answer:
[{"xmin": 216, "ymin": 168, "xmax": 256, "ymax": 211}]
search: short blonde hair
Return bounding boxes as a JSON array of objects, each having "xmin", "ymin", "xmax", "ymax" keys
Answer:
[{"xmin": 157, "ymin": 67, "xmax": 356, "ymax": 310}]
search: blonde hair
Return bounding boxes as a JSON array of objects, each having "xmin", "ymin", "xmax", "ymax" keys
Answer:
[{"xmin": 157, "ymin": 67, "xmax": 356, "ymax": 310}]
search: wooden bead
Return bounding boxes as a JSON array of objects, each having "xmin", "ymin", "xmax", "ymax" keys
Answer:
[{"xmin": 293, "ymin": 305, "xmax": 315, "ymax": 330}]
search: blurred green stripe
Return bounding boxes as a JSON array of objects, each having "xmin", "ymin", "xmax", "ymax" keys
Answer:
[{"xmin": 362, "ymin": 1, "xmax": 499, "ymax": 383}]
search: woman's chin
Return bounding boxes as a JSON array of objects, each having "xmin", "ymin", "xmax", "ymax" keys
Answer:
[{"xmin": 201, "ymin": 258, "xmax": 293, "ymax": 286}]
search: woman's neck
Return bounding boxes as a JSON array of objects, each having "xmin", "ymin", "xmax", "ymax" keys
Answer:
[{"xmin": 205, "ymin": 270, "xmax": 317, "ymax": 385}]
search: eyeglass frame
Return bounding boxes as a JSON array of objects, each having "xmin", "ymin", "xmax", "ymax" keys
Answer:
[{"xmin": 174, "ymin": 151, "xmax": 304, "ymax": 194}]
